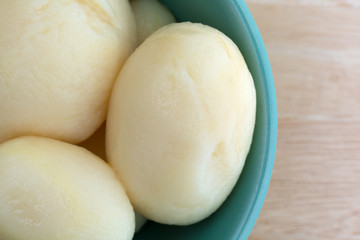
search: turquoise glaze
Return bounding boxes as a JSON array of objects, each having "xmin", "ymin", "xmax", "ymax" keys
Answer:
[{"xmin": 134, "ymin": 0, "xmax": 277, "ymax": 239}]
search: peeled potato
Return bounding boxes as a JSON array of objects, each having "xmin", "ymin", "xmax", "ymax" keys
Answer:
[
  {"xmin": 0, "ymin": 136, "xmax": 134, "ymax": 240},
  {"xmin": 131, "ymin": 0, "xmax": 175, "ymax": 44},
  {"xmin": 0, "ymin": 0, "xmax": 136, "ymax": 144},
  {"xmin": 107, "ymin": 22, "xmax": 256, "ymax": 225}
]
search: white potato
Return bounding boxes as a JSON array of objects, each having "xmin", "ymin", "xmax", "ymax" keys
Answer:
[
  {"xmin": 0, "ymin": 136, "xmax": 135, "ymax": 240},
  {"xmin": 106, "ymin": 22, "xmax": 256, "ymax": 225},
  {"xmin": 131, "ymin": 0, "xmax": 175, "ymax": 44},
  {"xmin": 0, "ymin": 0, "xmax": 137, "ymax": 144}
]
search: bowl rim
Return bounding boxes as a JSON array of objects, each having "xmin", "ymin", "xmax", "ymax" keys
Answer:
[
  {"xmin": 134, "ymin": 0, "xmax": 278, "ymax": 238},
  {"xmin": 231, "ymin": 1, "xmax": 277, "ymax": 239}
]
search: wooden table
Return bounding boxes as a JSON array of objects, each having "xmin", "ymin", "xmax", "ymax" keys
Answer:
[{"xmin": 244, "ymin": 1, "xmax": 360, "ymax": 239}]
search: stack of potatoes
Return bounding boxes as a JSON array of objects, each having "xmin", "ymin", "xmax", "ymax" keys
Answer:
[{"xmin": 0, "ymin": 0, "xmax": 256, "ymax": 239}]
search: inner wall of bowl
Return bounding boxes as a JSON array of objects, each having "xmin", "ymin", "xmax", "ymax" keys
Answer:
[{"xmin": 134, "ymin": 0, "xmax": 277, "ymax": 239}]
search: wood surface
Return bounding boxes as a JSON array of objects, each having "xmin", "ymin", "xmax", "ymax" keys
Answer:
[{"xmin": 244, "ymin": 1, "xmax": 360, "ymax": 239}]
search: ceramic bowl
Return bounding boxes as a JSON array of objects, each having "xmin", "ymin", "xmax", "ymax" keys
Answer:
[{"xmin": 134, "ymin": 1, "xmax": 277, "ymax": 239}]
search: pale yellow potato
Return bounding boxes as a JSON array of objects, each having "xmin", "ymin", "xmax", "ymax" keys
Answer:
[
  {"xmin": 131, "ymin": 0, "xmax": 175, "ymax": 44},
  {"xmin": 0, "ymin": 0, "xmax": 137, "ymax": 144},
  {"xmin": 0, "ymin": 136, "xmax": 135, "ymax": 240},
  {"xmin": 107, "ymin": 22, "xmax": 256, "ymax": 225}
]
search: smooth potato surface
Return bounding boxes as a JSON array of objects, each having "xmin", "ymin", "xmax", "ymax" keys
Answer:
[
  {"xmin": 0, "ymin": 0, "xmax": 136, "ymax": 144},
  {"xmin": 107, "ymin": 22, "xmax": 256, "ymax": 225},
  {"xmin": 0, "ymin": 136, "xmax": 135, "ymax": 240}
]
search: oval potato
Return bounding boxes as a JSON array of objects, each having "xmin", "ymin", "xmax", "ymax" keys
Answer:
[
  {"xmin": 0, "ymin": 0, "xmax": 136, "ymax": 144},
  {"xmin": 107, "ymin": 22, "xmax": 256, "ymax": 225},
  {"xmin": 0, "ymin": 136, "xmax": 135, "ymax": 240}
]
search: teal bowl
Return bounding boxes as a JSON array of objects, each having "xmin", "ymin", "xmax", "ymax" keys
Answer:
[{"xmin": 134, "ymin": 0, "xmax": 277, "ymax": 239}]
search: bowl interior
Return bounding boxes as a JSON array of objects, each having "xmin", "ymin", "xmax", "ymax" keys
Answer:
[{"xmin": 134, "ymin": 0, "xmax": 277, "ymax": 239}]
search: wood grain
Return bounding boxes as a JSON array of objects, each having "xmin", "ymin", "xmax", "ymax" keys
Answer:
[{"xmin": 244, "ymin": 1, "xmax": 360, "ymax": 239}]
